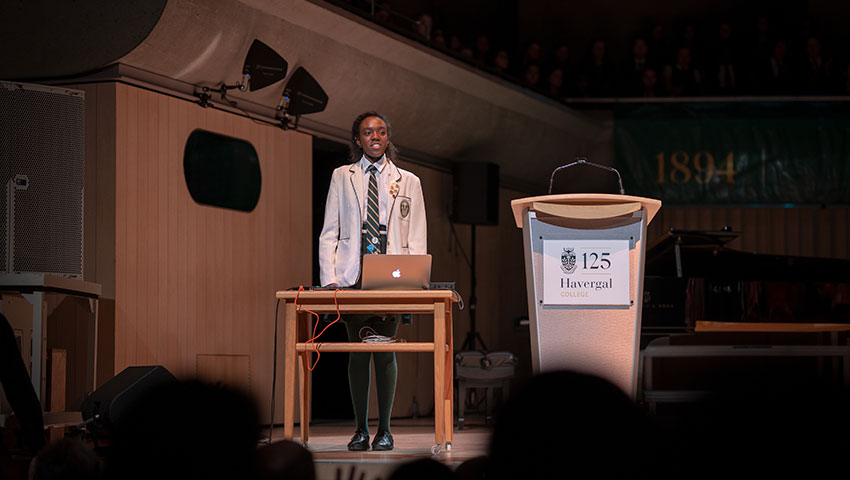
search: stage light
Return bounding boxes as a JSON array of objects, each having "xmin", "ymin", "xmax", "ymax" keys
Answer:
[
  {"xmin": 197, "ymin": 39, "xmax": 288, "ymax": 107},
  {"xmin": 241, "ymin": 39, "xmax": 288, "ymax": 92},
  {"xmin": 277, "ymin": 66, "xmax": 328, "ymax": 130}
]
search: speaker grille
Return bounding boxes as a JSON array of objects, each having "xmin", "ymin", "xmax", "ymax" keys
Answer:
[{"xmin": 0, "ymin": 82, "xmax": 84, "ymax": 277}]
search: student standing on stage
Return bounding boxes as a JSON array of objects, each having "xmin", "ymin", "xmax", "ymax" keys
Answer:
[{"xmin": 318, "ymin": 111, "xmax": 427, "ymax": 451}]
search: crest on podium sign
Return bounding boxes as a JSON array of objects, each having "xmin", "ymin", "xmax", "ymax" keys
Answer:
[{"xmin": 560, "ymin": 247, "xmax": 577, "ymax": 274}]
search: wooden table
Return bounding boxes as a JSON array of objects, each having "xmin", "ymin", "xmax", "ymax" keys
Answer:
[
  {"xmin": 275, "ymin": 289, "xmax": 456, "ymax": 450},
  {"xmin": 0, "ymin": 273, "xmax": 101, "ymax": 406}
]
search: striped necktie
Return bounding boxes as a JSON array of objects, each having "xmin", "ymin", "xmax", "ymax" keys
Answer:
[{"xmin": 365, "ymin": 165, "xmax": 380, "ymax": 254}]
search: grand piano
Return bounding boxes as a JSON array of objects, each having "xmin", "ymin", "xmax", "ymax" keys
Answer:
[
  {"xmin": 640, "ymin": 228, "xmax": 850, "ymax": 403},
  {"xmin": 642, "ymin": 228, "xmax": 850, "ymax": 338}
]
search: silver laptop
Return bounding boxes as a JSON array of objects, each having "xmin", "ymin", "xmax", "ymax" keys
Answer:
[{"xmin": 361, "ymin": 254, "xmax": 432, "ymax": 290}]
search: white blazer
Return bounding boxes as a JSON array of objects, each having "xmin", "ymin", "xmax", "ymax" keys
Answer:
[{"xmin": 319, "ymin": 160, "xmax": 427, "ymax": 287}]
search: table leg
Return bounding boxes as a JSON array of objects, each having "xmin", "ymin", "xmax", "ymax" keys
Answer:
[
  {"xmin": 23, "ymin": 292, "xmax": 45, "ymax": 404},
  {"xmin": 299, "ymin": 351, "xmax": 311, "ymax": 444},
  {"xmin": 444, "ymin": 301, "xmax": 453, "ymax": 445},
  {"xmin": 91, "ymin": 298, "xmax": 99, "ymax": 393},
  {"xmin": 433, "ymin": 301, "xmax": 446, "ymax": 446},
  {"xmin": 283, "ymin": 302, "xmax": 298, "ymax": 441}
]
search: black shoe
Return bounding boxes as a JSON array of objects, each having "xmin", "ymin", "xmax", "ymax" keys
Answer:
[
  {"xmin": 347, "ymin": 429, "xmax": 370, "ymax": 451},
  {"xmin": 371, "ymin": 430, "xmax": 394, "ymax": 451}
]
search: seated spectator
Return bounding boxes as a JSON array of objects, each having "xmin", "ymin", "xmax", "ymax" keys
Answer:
[
  {"xmin": 679, "ymin": 24, "xmax": 703, "ymax": 68},
  {"xmin": 546, "ymin": 68, "xmax": 565, "ymax": 98},
  {"xmin": 619, "ymin": 37, "xmax": 652, "ymax": 96},
  {"xmin": 474, "ymin": 35, "xmax": 491, "ymax": 64},
  {"xmin": 757, "ymin": 39, "xmax": 793, "ymax": 94},
  {"xmin": 550, "ymin": 44, "xmax": 569, "ymax": 70},
  {"xmin": 487, "ymin": 371, "xmax": 649, "ymax": 479},
  {"xmin": 389, "ymin": 458, "xmax": 454, "ymax": 480},
  {"xmin": 521, "ymin": 42, "xmax": 543, "ymax": 73},
  {"xmin": 492, "ymin": 49, "xmax": 510, "ymax": 74},
  {"xmin": 454, "ymin": 456, "xmax": 488, "ymax": 480},
  {"xmin": 841, "ymin": 63, "xmax": 850, "ymax": 94},
  {"xmin": 798, "ymin": 36, "xmax": 834, "ymax": 94},
  {"xmin": 28, "ymin": 439, "xmax": 101, "ymax": 480},
  {"xmin": 449, "ymin": 34, "xmax": 462, "ymax": 52},
  {"xmin": 523, "ymin": 64, "xmax": 541, "ymax": 90},
  {"xmin": 0, "ymin": 313, "xmax": 45, "ymax": 456},
  {"xmin": 432, "ymin": 29, "xmax": 446, "ymax": 48},
  {"xmin": 373, "ymin": 2, "xmax": 391, "ymax": 24},
  {"xmin": 750, "ymin": 14, "xmax": 773, "ymax": 65},
  {"xmin": 256, "ymin": 440, "xmax": 315, "ymax": 480},
  {"xmin": 414, "ymin": 14, "xmax": 432, "ymax": 41},
  {"xmin": 580, "ymin": 39, "xmax": 615, "ymax": 97},
  {"xmin": 647, "ymin": 24, "xmax": 672, "ymax": 70},
  {"xmin": 105, "ymin": 380, "xmax": 261, "ymax": 480},
  {"xmin": 459, "ymin": 46, "xmax": 474, "ymax": 60},
  {"xmin": 706, "ymin": 22, "xmax": 742, "ymax": 94},
  {"xmin": 665, "ymin": 46, "xmax": 702, "ymax": 96},
  {"xmin": 549, "ymin": 44, "xmax": 577, "ymax": 95},
  {"xmin": 641, "ymin": 68, "xmax": 663, "ymax": 97}
]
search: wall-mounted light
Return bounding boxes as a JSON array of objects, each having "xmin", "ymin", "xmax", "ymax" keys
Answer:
[
  {"xmin": 277, "ymin": 66, "xmax": 328, "ymax": 130},
  {"xmin": 196, "ymin": 39, "xmax": 288, "ymax": 107}
]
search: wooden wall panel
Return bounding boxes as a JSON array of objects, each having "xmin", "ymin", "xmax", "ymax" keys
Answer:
[
  {"xmin": 67, "ymin": 83, "xmax": 117, "ymax": 388},
  {"xmin": 111, "ymin": 84, "xmax": 312, "ymax": 423},
  {"xmin": 648, "ymin": 205, "xmax": 850, "ymax": 260}
]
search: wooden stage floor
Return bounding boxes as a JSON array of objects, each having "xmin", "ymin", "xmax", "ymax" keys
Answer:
[{"xmin": 268, "ymin": 418, "xmax": 492, "ymax": 479}]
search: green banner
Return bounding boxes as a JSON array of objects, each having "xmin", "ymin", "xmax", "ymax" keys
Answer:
[{"xmin": 614, "ymin": 102, "xmax": 850, "ymax": 204}]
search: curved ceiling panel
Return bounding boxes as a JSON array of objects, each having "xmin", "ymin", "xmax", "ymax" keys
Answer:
[
  {"xmin": 0, "ymin": 1, "xmax": 167, "ymax": 79},
  {"xmin": 5, "ymin": 0, "xmax": 607, "ymax": 192}
]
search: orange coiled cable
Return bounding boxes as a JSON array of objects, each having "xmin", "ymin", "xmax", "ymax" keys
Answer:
[{"xmin": 294, "ymin": 285, "xmax": 342, "ymax": 371}]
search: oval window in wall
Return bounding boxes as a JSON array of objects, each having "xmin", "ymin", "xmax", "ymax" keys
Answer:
[{"xmin": 183, "ymin": 129, "xmax": 261, "ymax": 212}]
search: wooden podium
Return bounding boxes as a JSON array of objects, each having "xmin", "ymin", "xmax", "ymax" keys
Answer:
[
  {"xmin": 275, "ymin": 289, "xmax": 456, "ymax": 451},
  {"xmin": 511, "ymin": 194, "xmax": 661, "ymax": 398}
]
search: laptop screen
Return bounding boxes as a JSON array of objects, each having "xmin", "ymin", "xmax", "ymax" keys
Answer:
[{"xmin": 361, "ymin": 254, "xmax": 432, "ymax": 290}]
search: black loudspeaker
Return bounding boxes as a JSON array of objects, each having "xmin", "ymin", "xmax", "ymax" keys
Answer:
[
  {"xmin": 451, "ymin": 162, "xmax": 499, "ymax": 225},
  {"xmin": 81, "ymin": 366, "xmax": 177, "ymax": 436}
]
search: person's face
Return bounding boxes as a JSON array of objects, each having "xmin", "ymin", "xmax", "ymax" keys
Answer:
[
  {"xmin": 495, "ymin": 50, "xmax": 510, "ymax": 69},
  {"xmin": 433, "ymin": 31, "xmax": 446, "ymax": 47},
  {"xmin": 525, "ymin": 65, "xmax": 540, "ymax": 85},
  {"xmin": 528, "ymin": 43, "xmax": 541, "ymax": 60},
  {"xmin": 476, "ymin": 35, "xmax": 490, "ymax": 54},
  {"xmin": 773, "ymin": 41, "xmax": 787, "ymax": 59},
  {"xmin": 549, "ymin": 69, "xmax": 563, "ymax": 88},
  {"xmin": 651, "ymin": 25, "xmax": 664, "ymax": 41},
  {"xmin": 677, "ymin": 48, "xmax": 691, "ymax": 67},
  {"xmin": 756, "ymin": 17, "xmax": 769, "ymax": 34},
  {"xmin": 807, "ymin": 37, "xmax": 820, "ymax": 57},
  {"xmin": 633, "ymin": 39, "xmax": 647, "ymax": 58},
  {"xmin": 592, "ymin": 40, "xmax": 606, "ymax": 60},
  {"xmin": 683, "ymin": 25, "xmax": 695, "ymax": 42},
  {"xmin": 642, "ymin": 69, "xmax": 657, "ymax": 88},
  {"xmin": 555, "ymin": 45, "xmax": 569, "ymax": 62},
  {"xmin": 719, "ymin": 23, "xmax": 732, "ymax": 40},
  {"xmin": 356, "ymin": 116, "xmax": 389, "ymax": 161}
]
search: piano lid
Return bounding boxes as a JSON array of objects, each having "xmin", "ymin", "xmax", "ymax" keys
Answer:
[{"xmin": 645, "ymin": 228, "xmax": 850, "ymax": 282}]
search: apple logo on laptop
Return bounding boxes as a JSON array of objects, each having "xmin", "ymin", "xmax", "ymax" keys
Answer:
[{"xmin": 392, "ymin": 269, "xmax": 401, "ymax": 278}]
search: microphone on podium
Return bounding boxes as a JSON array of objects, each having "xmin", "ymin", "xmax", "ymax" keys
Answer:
[{"xmin": 548, "ymin": 157, "xmax": 625, "ymax": 195}]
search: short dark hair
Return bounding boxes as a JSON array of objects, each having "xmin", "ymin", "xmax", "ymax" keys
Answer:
[{"xmin": 349, "ymin": 111, "xmax": 400, "ymax": 163}]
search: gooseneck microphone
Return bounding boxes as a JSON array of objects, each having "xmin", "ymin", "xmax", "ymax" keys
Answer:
[{"xmin": 548, "ymin": 157, "xmax": 626, "ymax": 195}]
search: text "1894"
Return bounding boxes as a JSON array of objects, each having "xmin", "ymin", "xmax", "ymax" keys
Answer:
[{"xmin": 656, "ymin": 152, "xmax": 737, "ymax": 184}]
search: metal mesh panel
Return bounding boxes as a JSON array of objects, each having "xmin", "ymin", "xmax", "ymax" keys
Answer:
[{"xmin": 0, "ymin": 82, "xmax": 84, "ymax": 277}]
